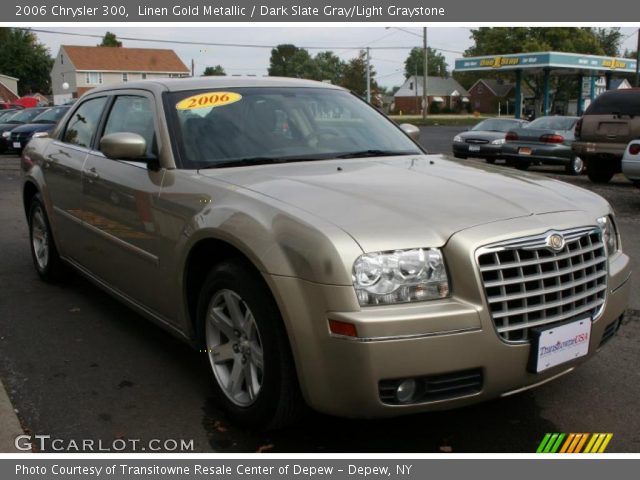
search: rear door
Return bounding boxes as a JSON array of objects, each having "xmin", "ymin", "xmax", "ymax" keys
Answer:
[
  {"xmin": 78, "ymin": 92, "xmax": 166, "ymax": 311},
  {"xmin": 42, "ymin": 96, "xmax": 108, "ymax": 261}
]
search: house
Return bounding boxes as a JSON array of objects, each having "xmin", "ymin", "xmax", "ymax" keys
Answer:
[
  {"xmin": 565, "ymin": 77, "xmax": 633, "ymax": 115},
  {"xmin": 0, "ymin": 73, "xmax": 19, "ymax": 104},
  {"xmin": 50, "ymin": 45, "xmax": 190, "ymax": 105},
  {"xmin": 468, "ymin": 79, "xmax": 535, "ymax": 115},
  {"xmin": 393, "ymin": 76, "xmax": 470, "ymax": 115}
]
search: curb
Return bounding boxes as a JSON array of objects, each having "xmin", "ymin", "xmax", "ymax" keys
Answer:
[{"xmin": 0, "ymin": 380, "xmax": 25, "ymax": 453}]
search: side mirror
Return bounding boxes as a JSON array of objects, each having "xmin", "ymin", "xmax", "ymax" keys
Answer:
[
  {"xmin": 399, "ymin": 123, "xmax": 421, "ymax": 142},
  {"xmin": 100, "ymin": 132, "xmax": 147, "ymax": 160}
]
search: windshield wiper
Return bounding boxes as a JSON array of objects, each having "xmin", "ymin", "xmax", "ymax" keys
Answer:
[{"xmin": 332, "ymin": 150, "xmax": 416, "ymax": 159}]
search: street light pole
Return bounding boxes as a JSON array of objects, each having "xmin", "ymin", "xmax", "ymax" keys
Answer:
[
  {"xmin": 423, "ymin": 27, "xmax": 428, "ymax": 120},
  {"xmin": 366, "ymin": 47, "xmax": 371, "ymax": 103}
]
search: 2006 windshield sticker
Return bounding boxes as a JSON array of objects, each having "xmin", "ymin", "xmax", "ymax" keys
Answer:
[{"xmin": 176, "ymin": 92, "xmax": 242, "ymax": 110}]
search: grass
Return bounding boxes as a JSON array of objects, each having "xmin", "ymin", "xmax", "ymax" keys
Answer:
[{"xmin": 389, "ymin": 114, "xmax": 511, "ymax": 127}]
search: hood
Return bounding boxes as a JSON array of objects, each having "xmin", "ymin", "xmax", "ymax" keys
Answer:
[
  {"xmin": 199, "ymin": 155, "xmax": 606, "ymax": 252},
  {"xmin": 0, "ymin": 123, "xmax": 20, "ymax": 132},
  {"xmin": 458, "ymin": 130, "xmax": 507, "ymax": 141},
  {"xmin": 11, "ymin": 123, "xmax": 54, "ymax": 134}
]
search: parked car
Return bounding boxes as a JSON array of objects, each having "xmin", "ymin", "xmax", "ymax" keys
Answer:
[
  {"xmin": 573, "ymin": 88, "xmax": 640, "ymax": 183},
  {"xmin": 0, "ymin": 103, "xmax": 24, "ymax": 110},
  {"xmin": 9, "ymin": 105, "xmax": 71, "ymax": 154},
  {"xmin": 502, "ymin": 116, "xmax": 583, "ymax": 175},
  {"xmin": 452, "ymin": 118, "xmax": 529, "ymax": 163},
  {"xmin": 0, "ymin": 109, "xmax": 21, "ymax": 123},
  {"xmin": 621, "ymin": 139, "xmax": 640, "ymax": 187},
  {"xmin": 21, "ymin": 77, "xmax": 630, "ymax": 429},
  {"xmin": 0, "ymin": 107, "xmax": 49, "ymax": 153}
]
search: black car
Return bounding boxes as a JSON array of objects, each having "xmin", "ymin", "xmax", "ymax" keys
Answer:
[
  {"xmin": 0, "ymin": 107, "xmax": 49, "ymax": 153},
  {"xmin": 452, "ymin": 118, "xmax": 529, "ymax": 163},
  {"xmin": 9, "ymin": 106, "xmax": 71, "ymax": 154},
  {"xmin": 0, "ymin": 109, "xmax": 20, "ymax": 124}
]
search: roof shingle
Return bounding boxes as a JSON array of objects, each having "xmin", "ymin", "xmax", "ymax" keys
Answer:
[{"xmin": 62, "ymin": 45, "xmax": 189, "ymax": 73}]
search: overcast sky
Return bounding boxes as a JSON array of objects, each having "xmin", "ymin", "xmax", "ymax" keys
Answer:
[{"xmin": 32, "ymin": 27, "xmax": 640, "ymax": 89}]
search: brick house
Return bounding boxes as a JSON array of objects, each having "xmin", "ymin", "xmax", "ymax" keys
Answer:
[
  {"xmin": 468, "ymin": 79, "xmax": 534, "ymax": 115},
  {"xmin": 393, "ymin": 76, "xmax": 470, "ymax": 115},
  {"xmin": 50, "ymin": 46, "xmax": 190, "ymax": 105}
]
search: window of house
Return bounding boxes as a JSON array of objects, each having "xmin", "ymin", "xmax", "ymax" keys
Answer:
[
  {"xmin": 122, "ymin": 73, "xmax": 128, "ymax": 83},
  {"xmin": 477, "ymin": 85, "xmax": 484, "ymax": 94},
  {"xmin": 85, "ymin": 72, "xmax": 103, "ymax": 85},
  {"xmin": 409, "ymin": 82, "xmax": 413, "ymax": 90},
  {"xmin": 60, "ymin": 54, "xmax": 63, "ymax": 64}
]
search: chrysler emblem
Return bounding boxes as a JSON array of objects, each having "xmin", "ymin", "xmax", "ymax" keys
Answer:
[{"xmin": 546, "ymin": 233, "xmax": 565, "ymax": 252}]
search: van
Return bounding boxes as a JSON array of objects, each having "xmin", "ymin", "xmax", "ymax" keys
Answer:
[{"xmin": 572, "ymin": 88, "xmax": 640, "ymax": 183}]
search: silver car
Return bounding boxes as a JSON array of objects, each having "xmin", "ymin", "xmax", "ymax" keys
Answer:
[
  {"xmin": 21, "ymin": 77, "xmax": 630, "ymax": 429},
  {"xmin": 621, "ymin": 139, "xmax": 640, "ymax": 187}
]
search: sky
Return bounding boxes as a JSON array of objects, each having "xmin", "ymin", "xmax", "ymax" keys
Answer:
[{"xmin": 31, "ymin": 27, "xmax": 640, "ymax": 90}]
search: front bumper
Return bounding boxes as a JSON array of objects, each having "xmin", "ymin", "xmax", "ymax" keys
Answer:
[
  {"xmin": 267, "ymin": 213, "xmax": 631, "ymax": 418},
  {"xmin": 452, "ymin": 142, "xmax": 502, "ymax": 159}
]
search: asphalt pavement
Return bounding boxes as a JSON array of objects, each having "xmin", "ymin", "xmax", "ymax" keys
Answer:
[{"xmin": 0, "ymin": 132, "xmax": 639, "ymax": 452}]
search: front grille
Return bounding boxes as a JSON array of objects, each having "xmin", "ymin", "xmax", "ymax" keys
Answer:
[
  {"xmin": 379, "ymin": 369, "xmax": 483, "ymax": 405},
  {"xmin": 465, "ymin": 138, "xmax": 489, "ymax": 144},
  {"xmin": 477, "ymin": 227, "xmax": 607, "ymax": 342},
  {"xmin": 10, "ymin": 132, "xmax": 26, "ymax": 141}
]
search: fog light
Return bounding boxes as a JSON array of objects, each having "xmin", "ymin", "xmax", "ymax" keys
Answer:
[{"xmin": 396, "ymin": 379, "xmax": 417, "ymax": 404}]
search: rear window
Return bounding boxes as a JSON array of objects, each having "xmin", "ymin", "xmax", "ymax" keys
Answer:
[
  {"xmin": 526, "ymin": 117, "xmax": 578, "ymax": 130},
  {"xmin": 585, "ymin": 90, "xmax": 640, "ymax": 116}
]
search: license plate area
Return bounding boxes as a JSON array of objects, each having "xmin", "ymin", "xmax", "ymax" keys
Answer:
[
  {"xmin": 519, "ymin": 147, "xmax": 532, "ymax": 155},
  {"xmin": 469, "ymin": 145, "xmax": 481, "ymax": 152},
  {"xmin": 12, "ymin": 142, "xmax": 21, "ymax": 149},
  {"xmin": 528, "ymin": 318, "xmax": 591, "ymax": 373}
]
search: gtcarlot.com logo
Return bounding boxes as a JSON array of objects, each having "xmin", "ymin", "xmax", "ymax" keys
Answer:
[
  {"xmin": 536, "ymin": 433, "xmax": 613, "ymax": 453},
  {"xmin": 14, "ymin": 435, "xmax": 194, "ymax": 452}
]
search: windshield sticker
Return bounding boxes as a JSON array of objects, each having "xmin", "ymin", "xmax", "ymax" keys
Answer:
[{"xmin": 176, "ymin": 92, "xmax": 242, "ymax": 110}]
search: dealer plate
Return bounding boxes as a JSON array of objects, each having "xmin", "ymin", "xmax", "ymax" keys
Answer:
[
  {"xmin": 529, "ymin": 318, "xmax": 591, "ymax": 373},
  {"xmin": 13, "ymin": 142, "xmax": 21, "ymax": 149},
  {"xmin": 519, "ymin": 147, "xmax": 532, "ymax": 155},
  {"xmin": 468, "ymin": 145, "xmax": 481, "ymax": 152}
]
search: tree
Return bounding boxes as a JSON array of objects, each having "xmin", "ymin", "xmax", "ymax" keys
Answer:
[
  {"xmin": 0, "ymin": 28, "xmax": 53, "ymax": 95},
  {"xmin": 203, "ymin": 65, "xmax": 226, "ymax": 76},
  {"xmin": 268, "ymin": 44, "xmax": 313, "ymax": 78},
  {"xmin": 404, "ymin": 47, "xmax": 448, "ymax": 78},
  {"xmin": 340, "ymin": 52, "xmax": 378, "ymax": 98},
  {"xmin": 98, "ymin": 31, "xmax": 122, "ymax": 47},
  {"xmin": 312, "ymin": 51, "xmax": 345, "ymax": 84}
]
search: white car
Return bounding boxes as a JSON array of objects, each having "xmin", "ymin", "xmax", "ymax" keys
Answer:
[{"xmin": 621, "ymin": 139, "xmax": 640, "ymax": 187}]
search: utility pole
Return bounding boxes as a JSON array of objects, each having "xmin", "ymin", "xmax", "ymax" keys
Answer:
[
  {"xmin": 366, "ymin": 47, "xmax": 371, "ymax": 103},
  {"xmin": 423, "ymin": 27, "xmax": 428, "ymax": 119},
  {"xmin": 191, "ymin": 59, "xmax": 195, "ymax": 77},
  {"xmin": 635, "ymin": 28, "xmax": 640, "ymax": 88}
]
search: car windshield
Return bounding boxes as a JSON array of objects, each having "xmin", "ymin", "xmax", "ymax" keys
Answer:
[
  {"xmin": 472, "ymin": 119, "xmax": 523, "ymax": 132},
  {"xmin": 32, "ymin": 107, "xmax": 69, "ymax": 124},
  {"xmin": 526, "ymin": 117, "xmax": 577, "ymax": 131},
  {"xmin": 7, "ymin": 108, "xmax": 46, "ymax": 124},
  {"xmin": 167, "ymin": 87, "xmax": 422, "ymax": 169},
  {"xmin": 0, "ymin": 111, "xmax": 17, "ymax": 123}
]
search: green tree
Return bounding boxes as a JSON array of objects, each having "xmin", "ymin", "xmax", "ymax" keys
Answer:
[
  {"xmin": 203, "ymin": 65, "xmax": 226, "ymax": 76},
  {"xmin": 340, "ymin": 52, "xmax": 378, "ymax": 98},
  {"xmin": 98, "ymin": 31, "xmax": 122, "ymax": 47},
  {"xmin": 312, "ymin": 51, "xmax": 345, "ymax": 84},
  {"xmin": 404, "ymin": 47, "xmax": 448, "ymax": 78},
  {"xmin": 268, "ymin": 44, "xmax": 314, "ymax": 78},
  {"xmin": 0, "ymin": 28, "xmax": 53, "ymax": 95}
]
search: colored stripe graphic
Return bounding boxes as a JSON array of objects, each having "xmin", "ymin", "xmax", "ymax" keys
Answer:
[{"xmin": 537, "ymin": 433, "xmax": 613, "ymax": 453}]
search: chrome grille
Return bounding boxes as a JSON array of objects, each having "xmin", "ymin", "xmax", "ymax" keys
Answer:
[
  {"xmin": 477, "ymin": 227, "xmax": 607, "ymax": 342},
  {"xmin": 465, "ymin": 138, "xmax": 489, "ymax": 144}
]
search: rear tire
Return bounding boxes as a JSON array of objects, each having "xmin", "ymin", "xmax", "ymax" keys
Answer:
[
  {"xmin": 565, "ymin": 155, "xmax": 584, "ymax": 176},
  {"xmin": 28, "ymin": 194, "xmax": 66, "ymax": 282},
  {"xmin": 197, "ymin": 260, "xmax": 303, "ymax": 430},
  {"xmin": 514, "ymin": 161, "xmax": 530, "ymax": 171},
  {"xmin": 586, "ymin": 158, "xmax": 614, "ymax": 183},
  {"xmin": 453, "ymin": 154, "xmax": 467, "ymax": 159},
  {"xmin": 485, "ymin": 158, "xmax": 496, "ymax": 164}
]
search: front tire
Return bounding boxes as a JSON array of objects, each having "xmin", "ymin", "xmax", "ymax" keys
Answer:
[
  {"xmin": 28, "ymin": 194, "xmax": 66, "ymax": 282},
  {"xmin": 514, "ymin": 161, "xmax": 530, "ymax": 171},
  {"xmin": 197, "ymin": 260, "xmax": 303, "ymax": 429},
  {"xmin": 565, "ymin": 155, "xmax": 584, "ymax": 176}
]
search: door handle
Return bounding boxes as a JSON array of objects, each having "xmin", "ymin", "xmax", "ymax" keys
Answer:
[{"xmin": 84, "ymin": 167, "xmax": 100, "ymax": 180}]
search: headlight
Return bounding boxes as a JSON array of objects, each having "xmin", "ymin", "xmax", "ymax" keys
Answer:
[
  {"xmin": 490, "ymin": 138, "xmax": 505, "ymax": 145},
  {"xmin": 597, "ymin": 215, "xmax": 619, "ymax": 256},
  {"xmin": 1, "ymin": 131, "xmax": 10, "ymax": 138},
  {"xmin": 352, "ymin": 248, "xmax": 450, "ymax": 306},
  {"xmin": 32, "ymin": 132, "xmax": 49, "ymax": 138},
  {"xmin": 453, "ymin": 135, "xmax": 463, "ymax": 143}
]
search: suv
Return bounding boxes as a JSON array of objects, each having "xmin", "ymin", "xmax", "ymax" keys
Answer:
[
  {"xmin": 573, "ymin": 88, "xmax": 640, "ymax": 183},
  {"xmin": 21, "ymin": 77, "xmax": 630, "ymax": 428}
]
